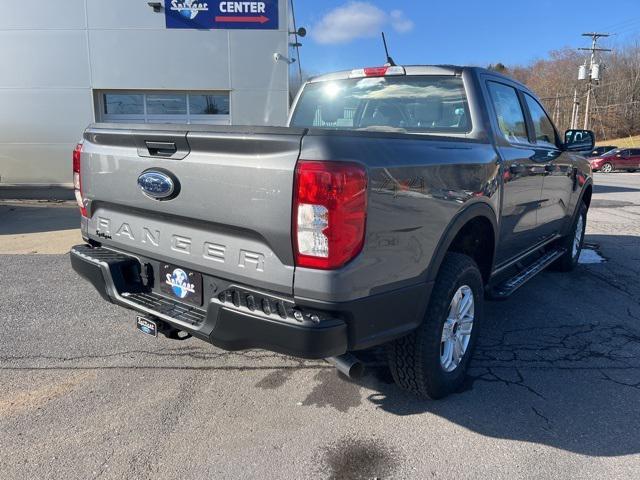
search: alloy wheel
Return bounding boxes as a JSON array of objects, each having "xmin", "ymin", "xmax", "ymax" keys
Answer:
[
  {"xmin": 572, "ymin": 213, "xmax": 584, "ymax": 259},
  {"xmin": 440, "ymin": 285, "xmax": 474, "ymax": 372}
]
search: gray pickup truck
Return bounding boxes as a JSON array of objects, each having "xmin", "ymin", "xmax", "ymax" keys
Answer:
[{"xmin": 70, "ymin": 65, "xmax": 594, "ymax": 399}]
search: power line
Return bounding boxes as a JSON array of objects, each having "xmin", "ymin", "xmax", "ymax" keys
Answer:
[
  {"xmin": 596, "ymin": 16, "xmax": 640, "ymax": 33},
  {"xmin": 593, "ymin": 100, "xmax": 640, "ymax": 108},
  {"xmin": 611, "ymin": 19, "xmax": 640, "ymax": 36},
  {"xmin": 540, "ymin": 93, "xmax": 583, "ymax": 101},
  {"xmin": 592, "ymin": 75, "xmax": 640, "ymax": 89}
]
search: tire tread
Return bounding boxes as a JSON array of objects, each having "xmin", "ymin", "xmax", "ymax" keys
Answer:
[{"xmin": 387, "ymin": 253, "xmax": 483, "ymax": 399}]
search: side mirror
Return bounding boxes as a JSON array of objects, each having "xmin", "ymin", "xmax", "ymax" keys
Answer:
[{"xmin": 564, "ymin": 129, "xmax": 595, "ymax": 152}]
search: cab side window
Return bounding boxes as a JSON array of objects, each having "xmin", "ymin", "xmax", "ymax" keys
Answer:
[
  {"xmin": 524, "ymin": 94, "xmax": 557, "ymax": 148},
  {"xmin": 487, "ymin": 81, "xmax": 529, "ymax": 144}
]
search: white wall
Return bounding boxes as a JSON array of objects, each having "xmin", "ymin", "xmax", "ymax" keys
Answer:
[{"xmin": 0, "ymin": 0, "xmax": 289, "ymax": 184}]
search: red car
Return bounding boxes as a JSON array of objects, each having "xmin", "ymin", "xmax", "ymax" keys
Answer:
[{"xmin": 589, "ymin": 148, "xmax": 640, "ymax": 173}]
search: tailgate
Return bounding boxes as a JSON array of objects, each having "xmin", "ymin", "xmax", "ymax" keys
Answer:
[{"xmin": 81, "ymin": 124, "xmax": 306, "ymax": 295}]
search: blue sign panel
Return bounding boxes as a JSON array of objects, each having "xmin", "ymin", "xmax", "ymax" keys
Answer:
[{"xmin": 165, "ymin": 1, "xmax": 279, "ymax": 30}]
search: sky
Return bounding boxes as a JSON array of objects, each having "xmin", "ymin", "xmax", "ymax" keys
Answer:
[{"xmin": 292, "ymin": 0, "xmax": 640, "ymax": 75}]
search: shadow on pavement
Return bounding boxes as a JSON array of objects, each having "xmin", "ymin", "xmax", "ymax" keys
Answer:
[
  {"xmin": 593, "ymin": 184, "xmax": 640, "ymax": 194},
  {"xmin": 5, "ymin": 227, "xmax": 638, "ymax": 458},
  {"xmin": 302, "ymin": 233, "xmax": 640, "ymax": 457},
  {"xmin": 0, "ymin": 203, "xmax": 79, "ymax": 235}
]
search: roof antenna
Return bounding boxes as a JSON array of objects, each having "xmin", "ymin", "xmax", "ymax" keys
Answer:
[{"xmin": 381, "ymin": 32, "xmax": 396, "ymax": 66}]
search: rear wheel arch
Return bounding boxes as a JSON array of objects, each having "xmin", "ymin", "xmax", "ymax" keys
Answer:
[{"xmin": 425, "ymin": 203, "xmax": 498, "ymax": 285}]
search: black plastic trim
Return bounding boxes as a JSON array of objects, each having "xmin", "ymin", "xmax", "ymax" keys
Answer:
[
  {"xmin": 207, "ymin": 306, "xmax": 347, "ymax": 359},
  {"xmin": 70, "ymin": 245, "xmax": 429, "ymax": 358},
  {"xmin": 295, "ymin": 281, "xmax": 433, "ymax": 351},
  {"xmin": 70, "ymin": 245, "xmax": 349, "ymax": 359},
  {"xmin": 70, "ymin": 251, "xmax": 112, "ymax": 303}
]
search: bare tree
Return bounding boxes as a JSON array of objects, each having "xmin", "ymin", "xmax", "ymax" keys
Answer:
[{"xmin": 496, "ymin": 42, "xmax": 640, "ymax": 141}]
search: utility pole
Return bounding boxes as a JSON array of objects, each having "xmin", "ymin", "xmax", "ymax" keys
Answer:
[
  {"xmin": 553, "ymin": 92, "xmax": 560, "ymax": 125},
  {"xmin": 579, "ymin": 32, "xmax": 611, "ymax": 130},
  {"xmin": 571, "ymin": 88, "xmax": 579, "ymax": 129}
]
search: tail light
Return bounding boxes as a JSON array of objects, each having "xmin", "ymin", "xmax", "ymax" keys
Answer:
[
  {"xmin": 72, "ymin": 142, "xmax": 87, "ymax": 217},
  {"xmin": 293, "ymin": 161, "xmax": 367, "ymax": 270},
  {"xmin": 349, "ymin": 66, "xmax": 406, "ymax": 78}
]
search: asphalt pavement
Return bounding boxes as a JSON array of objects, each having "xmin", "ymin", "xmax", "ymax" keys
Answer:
[{"xmin": 1, "ymin": 173, "xmax": 639, "ymax": 479}]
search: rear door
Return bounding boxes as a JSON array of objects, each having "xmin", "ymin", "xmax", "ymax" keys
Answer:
[
  {"xmin": 81, "ymin": 124, "xmax": 305, "ymax": 295},
  {"xmin": 620, "ymin": 148, "xmax": 640, "ymax": 170},
  {"xmin": 485, "ymin": 80, "xmax": 545, "ymax": 265}
]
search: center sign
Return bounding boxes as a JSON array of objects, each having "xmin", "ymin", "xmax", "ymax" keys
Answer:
[{"xmin": 164, "ymin": 0, "xmax": 279, "ymax": 29}]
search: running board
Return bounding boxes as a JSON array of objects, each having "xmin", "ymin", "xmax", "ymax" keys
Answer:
[{"xmin": 490, "ymin": 248, "xmax": 566, "ymax": 299}]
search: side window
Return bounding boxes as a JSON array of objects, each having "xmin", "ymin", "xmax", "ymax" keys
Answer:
[
  {"xmin": 487, "ymin": 81, "xmax": 529, "ymax": 144},
  {"xmin": 524, "ymin": 94, "xmax": 557, "ymax": 148}
]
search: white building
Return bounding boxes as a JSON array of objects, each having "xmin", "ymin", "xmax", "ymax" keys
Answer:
[{"xmin": 0, "ymin": 0, "xmax": 292, "ymax": 185}]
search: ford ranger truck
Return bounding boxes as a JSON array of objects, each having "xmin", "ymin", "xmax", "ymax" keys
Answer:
[{"xmin": 70, "ymin": 65, "xmax": 594, "ymax": 399}]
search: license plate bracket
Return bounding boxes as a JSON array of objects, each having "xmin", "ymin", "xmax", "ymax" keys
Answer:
[
  {"xmin": 136, "ymin": 316, "xmax": 158, "ymax": 337},
  {"xmin": 159, "ymin": 263, "xmax": 203, "ymax": 306}
]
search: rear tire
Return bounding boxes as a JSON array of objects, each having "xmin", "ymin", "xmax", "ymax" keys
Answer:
[
  {"xmin": 601, "ymin": 162, "xmax": 613, "ymax": 173},
  {"xmin": 387, "ymin": 253, "xmax": 483, "ymax": 399},
  {"xmin": 552, "ymin": 202, "xmax": 587, "ymax": 272}
]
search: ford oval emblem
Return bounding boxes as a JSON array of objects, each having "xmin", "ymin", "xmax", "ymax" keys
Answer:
[{"xmin": 137, "ymin": 170, "xmax": 177, "ymax": 200}]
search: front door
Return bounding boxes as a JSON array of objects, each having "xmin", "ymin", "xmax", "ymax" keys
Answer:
[
  {"xmin": 522, "ymin": 93, "xmax": 574, "ymax": 239},
  {"xmin": 614, "ymin": 149, "xmax": 632, "ymax": 170},
  {"xmin": 486, "ymin": 80, "xmax": 546, "ymax": 265}
]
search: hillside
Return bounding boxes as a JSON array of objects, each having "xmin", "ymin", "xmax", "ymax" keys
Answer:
[{"xmin": 597, "ymin": 135, "xmax": 640, "ymax": 147}]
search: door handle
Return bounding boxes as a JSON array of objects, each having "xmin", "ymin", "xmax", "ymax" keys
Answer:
[{"xmin": 145, "ymin": 141, "xmax": 177, "ymax": 157}]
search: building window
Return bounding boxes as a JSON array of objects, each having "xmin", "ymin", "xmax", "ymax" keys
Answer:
[
  {"xmin": 146, "ymin": 93, "xmax": 187, "ymax": 115},
  {"xmin": 189, "ymin": 94, "xmax": 230, "ymax": 115},
  {"xmin": 104, "ymin": 93, "xmax": 144, "ymax": 115},
  {"xmin": 97, "ymin": 91, "xmax": 231, "ymax": 125}
]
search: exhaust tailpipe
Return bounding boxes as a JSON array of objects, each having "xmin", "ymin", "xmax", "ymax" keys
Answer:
[{"xmin": 326, "ymin": 353, "xmax": 365, "ymax": 379}]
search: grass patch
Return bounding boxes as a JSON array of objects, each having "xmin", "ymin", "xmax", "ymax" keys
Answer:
[{"xmin": 597, "ymin": 135, "xmax": 640, "ymax": 147}]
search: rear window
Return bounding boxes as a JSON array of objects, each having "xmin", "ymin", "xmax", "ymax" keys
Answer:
[{"xmin": 290, "ymin": 75, "xmax": 470, "ymax": 134}]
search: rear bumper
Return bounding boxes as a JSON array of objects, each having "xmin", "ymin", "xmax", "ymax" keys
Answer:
[{"xmin": 70, "ymin": 244, "xmax": 430, "ymax": 359}]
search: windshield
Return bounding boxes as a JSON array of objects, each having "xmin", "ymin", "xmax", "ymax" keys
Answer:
[{"xmin": 290, "ymin": 75, "xmax": 470, "ymax": 134}]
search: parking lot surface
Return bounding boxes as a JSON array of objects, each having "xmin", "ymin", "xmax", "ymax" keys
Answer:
[{"xmin": 1, "ymin": 173, "xmax": 639, "ymax": 479}]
